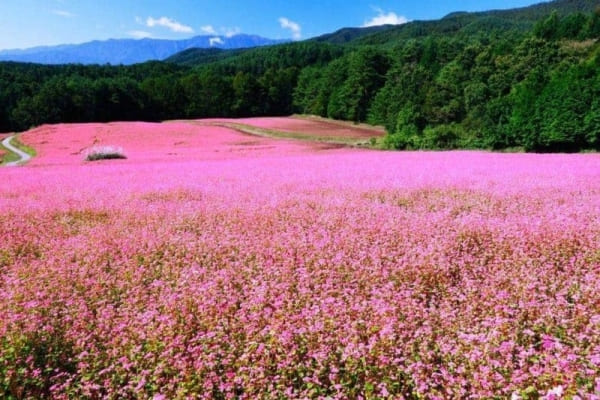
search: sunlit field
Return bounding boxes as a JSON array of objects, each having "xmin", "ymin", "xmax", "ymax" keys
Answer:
[{"xmin": 1, "ymin": 119, "xmax": 599, "ymax": 399}]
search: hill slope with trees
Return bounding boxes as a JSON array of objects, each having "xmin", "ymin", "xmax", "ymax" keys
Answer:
[{"xmin": 1, "ymin": 0, "xmax": 599, "ymax": 152}]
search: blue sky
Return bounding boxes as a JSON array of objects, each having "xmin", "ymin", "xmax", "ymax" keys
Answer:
[{"xmin": 0, "ymin": 0, "xmax": 545, "ymax": 50}]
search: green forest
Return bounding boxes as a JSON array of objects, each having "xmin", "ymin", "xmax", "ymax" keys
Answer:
[{"xmin": 1, "ymin": 1, "xmax": 600, "ymax": 152}]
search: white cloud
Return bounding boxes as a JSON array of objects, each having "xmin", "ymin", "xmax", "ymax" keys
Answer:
[
  {"xmin": 362, "ymin": 9, "xmax": 408, "ymax": 27},
  {"xmin": 198, "ymin": 25, "xmax": 240, "ymax": 38},
  {"xmin": 223, "ymin": 27, "xmax": 241, "ymax": 38},
  {"xmin": 128, "ymin": 30, "xmax": 153, "ymax": 39},
  {"xmin": 146, "ymin": 17, "xmax": 194, "ymax": 34},
  {"xmin": 279, "ymin": 17, "xmax": 301, "ymax": 40},
  {"xmin": 209, "ymin": 37, "xmax": 225, "ymax": 46},
  {"xmin": 52, "ymin": 10, "xmax": 75, "ymax": 18},
  {"xmin": 201, "ymin": 25, "xmax": 217, "ymax": 35}
]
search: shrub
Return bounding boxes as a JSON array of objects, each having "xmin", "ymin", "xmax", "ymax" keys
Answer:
[
  {"xmin": 84, "ymin": 145, "xmax": 127, "ymax": 161},
  {"xmin": 421, "ymin": 123, "xmax": 466, "ymax": 149}
]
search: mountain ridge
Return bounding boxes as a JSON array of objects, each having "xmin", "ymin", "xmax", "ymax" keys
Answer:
[{"xmin": 0, "ymin": 34, "xmax": 288, "ymax": 65}]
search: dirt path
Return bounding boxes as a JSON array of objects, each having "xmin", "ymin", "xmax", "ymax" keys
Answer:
[{"xmin": 2, "ymin": 135, "xmax": 32, "ymax": 166}]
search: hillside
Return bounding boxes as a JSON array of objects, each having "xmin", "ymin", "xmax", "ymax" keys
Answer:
[
  {"xmin": 164, "ymin": 48, "xmax": 244, "ymax": 67},
  {"xmin": 312, "ymin": 25, "xmax": 397, "ymax": 44},
  {"xmin": 167, "ymin": 42, "xmax": 346, "ymax": 72},
  {"xmin": 358, "ymin": 0, "xmax": 599, "ymax": 45},
  {"xmin": 316, "ymin": 0, "xmax": 599, "ymax": 46},
  {"xmin": 482, "ymin": 0, "xmax": 599, "ymax": 20},
  {"xmin": 0, "ymin": 34, "xmax": 287, "ymax": 65}
]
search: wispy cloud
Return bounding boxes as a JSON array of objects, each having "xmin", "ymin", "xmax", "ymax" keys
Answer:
[
  {"xmin": 362, "ymin": 8, "xmax": 408, "ymax": 27},
  {"xmin": 128, "ymin": 30, "xmax": 153, "ymax": 39},
  {"xmin": 223, "ymin": 27, "xmax": 241, "ymax": 38},
  {"xmin": 52, "ymin": 10, "xmax": 76, "ymax": 18},
  {"xmin": 146, "ymin": 17, "xmax": 194, "ymax": 33},
  {"xmin": 201, "ymin": 25, "xmax": 217, "ymax": 35},
  {"xmin": 200, "ymin": 25, "xmax": 240, "ymax": 37},
  {"xmin": 209, "ymin": 37, "xmax": 225, "ymax": 46},
  {"xmin": 279, "ymin": 17, "xmax": 301, "ymax": 40}
]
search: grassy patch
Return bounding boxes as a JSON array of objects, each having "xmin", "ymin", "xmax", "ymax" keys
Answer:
[
  {"xmin": 0, "ymin": 135, "xmax": 37, "ymax": 165},
  {"xmin": 293, "ymin": 114, "xmax": 386, "ymax": 133},
  {"xmin": 10, "ymin": 136, "xmax": 37, "ymax": 157},
  {"xmin": 0, "ymin": 142, "xmax": 19, "ymax": 165},
  {"xmin": 210, "ymin": 122, "xmax": 379, "ymax": 148}
]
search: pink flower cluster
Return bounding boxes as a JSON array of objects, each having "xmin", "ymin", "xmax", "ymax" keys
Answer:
[{"xmin": 1, "ymin": 120, "xmax": 599, "ymax": 398}]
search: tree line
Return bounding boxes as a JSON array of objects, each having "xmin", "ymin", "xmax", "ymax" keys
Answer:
[{"xmin": 1, "ymin": 10, "xmax": 599, "ymax": 152}]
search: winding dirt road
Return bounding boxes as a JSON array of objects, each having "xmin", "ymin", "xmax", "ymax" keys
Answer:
[{"xmin": 2, "ymin": 135, "xmax": 31, "ymax": 166}]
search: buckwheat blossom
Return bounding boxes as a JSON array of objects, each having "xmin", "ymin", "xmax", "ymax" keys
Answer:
[{"xmin": 0, "ymin": 119, "xmax": 599, "ymax": 398}]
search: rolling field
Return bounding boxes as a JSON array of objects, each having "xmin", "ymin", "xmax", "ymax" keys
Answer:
[
  {"xmin": 1, "ymin": 118, "xmax": 600, "ymax": 399},
  {"xmin": 204, "ymin": 116, "xmax": 386, "ymax": 145}
]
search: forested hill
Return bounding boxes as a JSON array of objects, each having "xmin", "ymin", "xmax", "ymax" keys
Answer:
[
  {"xmin": 312, "ymin": 25, "xmax": 397, "ymax": 45},
  {"xmin": 1, "ymin": 0, "xmax": 600, "ymax": 152},
  {"xmin": 356, "ymin": 0, "xmax": 599, "ymax": 45},
  {"xmin": 311, "ymin": 0, "xmax": 600, "ymax": 47}
]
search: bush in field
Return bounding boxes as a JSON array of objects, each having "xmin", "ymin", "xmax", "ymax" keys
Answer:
[
  {"xmin": 421, "ymin": 123, "xmax": 466, "ymax": 150},
  {"xmin": 84, "ymin": 145, "xmax": 127, "ymax": 161},
  {"xmin": 384, "ymin": 104, "xmax": 422, "ymax": 150}
]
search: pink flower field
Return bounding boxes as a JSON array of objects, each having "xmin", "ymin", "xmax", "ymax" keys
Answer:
[
  {"xmin": 1, "ymin": 119, "xmax": 600, "ymax": 399},
  {"xmin": 20, "ymin": 121, "xmax": 324, "ymax": 166}
]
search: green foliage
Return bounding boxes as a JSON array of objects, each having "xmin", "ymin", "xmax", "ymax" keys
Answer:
[
  {"xmin": 180, "ymin": 69, "xmax": 233, "ymax": 118},
  {"xmin": 164, "ymin": 47, "xmax": 240, "ymax": 67},
  {"xmin": 535, "ymin": 68, "xmax": 588, "ymax": 151},
  {"xmin": 421, "ymin": 124, "xmax": 467, "ymax": 150},
  {"xmin": 294, "ymin": 57, "xmax": 349, "ymax": 119},
  {"xmin": 197, "ymin": 42, "xmax": 346, "ymax": 75},
  {"xmin": 313, "ymin": 25, "xmax": 395, "ymax": 44},
  {"xmin": 329, "ymin": 48, "xmax": 391, "ymax": 122},
  {"xmin": 506, "ymin": 67, "xmax": 549, "ymax": 151},
  {"xmin": 259, "ymin": 67, "xmax": 298, "ymax": 115},
  {"xmin": 293, "ymin": 66, "xmax": 325, "ymax": 115},
  {"xmin": 231, "ymin": 71, "xmax": 263, "ymax": 116},
  {"xmin": 584, "ymin": 8, "xmax": 600, "ymax": 38},
  {"xmin": 384, "ymin": 104, "xmax": 422, "ymax": 150},
  {"xmin": 368, "ymin": 62, "xmax": 430, "ymax": 132},
  {"xmin": 534, "ymin": 9, "xmax": 600, "ymax": 40},
  {"xmin": 534, "ymin": 11, "xmax": 561, "ymax": 40}
]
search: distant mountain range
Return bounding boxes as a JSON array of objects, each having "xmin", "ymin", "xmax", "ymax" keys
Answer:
[{"xmin": 0, "ymin": 34, "xmax": 288, "ymax": 65}]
